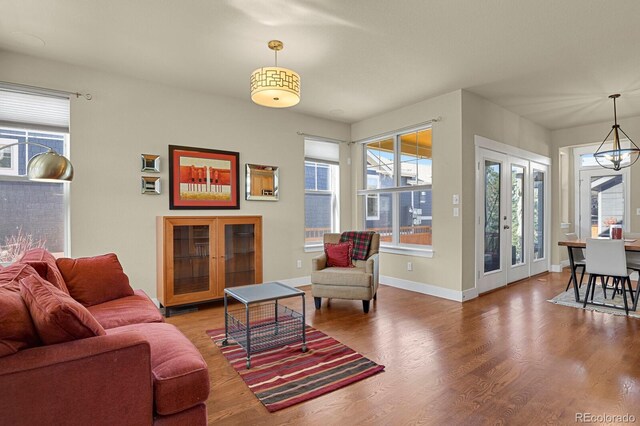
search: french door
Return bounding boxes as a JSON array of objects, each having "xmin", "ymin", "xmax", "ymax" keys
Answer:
[
  {"xmin": 476, "ymin": 147, "xmax": 550, "ymax": 293},
  {"xmin": 578, "ymin": 168, "xmax": 628, "ymax": 239}
]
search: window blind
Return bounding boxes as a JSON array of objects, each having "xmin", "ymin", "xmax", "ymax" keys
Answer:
[
  {"xmin": 304, "ymin": 139, "xmax": 340, "ymax": 164},
  {"xmin": 0, "ymin": 85, "xmax": 70, "ymax": 133}
]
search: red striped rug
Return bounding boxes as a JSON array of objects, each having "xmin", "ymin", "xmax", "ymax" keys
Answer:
[{"xmin": 206, "ymin": 325, "xmax": 385, "ymax": 412}]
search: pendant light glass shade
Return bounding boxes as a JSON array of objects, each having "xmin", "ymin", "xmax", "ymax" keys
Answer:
[
  {"xmin": 250, "ymin": 40, "xmax": 300, "ymax": 108},
  {"xmin": 593, "ymin": 94, "xmax": 640, "ymax": 171}
]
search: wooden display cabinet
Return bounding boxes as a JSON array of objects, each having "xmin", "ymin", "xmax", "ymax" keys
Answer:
[{"xmin": 156, "ymin": 216, "xmax": 262, "ymax": 315}]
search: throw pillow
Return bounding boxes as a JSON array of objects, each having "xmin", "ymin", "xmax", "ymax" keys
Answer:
[
  {"xmin": 56, "ymin": 253, "xmax": 134, "ymax": 307},
  {"xmin": 324, "ymin": 241, "xmax": 354, "ymax": 268},
  {"xmin": 20, "ymin": 274, "xmax": 106, "ymax": 345},
  {"xmin": 0, "ymin": 264, "xmax": 42, "ymax": 357},
  {"xmin": 18, "ymin": 248, "xmax": 69, "ymax": 294}
]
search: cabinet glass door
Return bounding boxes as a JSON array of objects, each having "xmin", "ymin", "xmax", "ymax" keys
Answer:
[
  {"xmin": 223, "ymin": 223, "xmax": 256, "ymax": 287},
  {"xmin": 172, "ymin": 224, "xmax": 211, "ymax": 295}
]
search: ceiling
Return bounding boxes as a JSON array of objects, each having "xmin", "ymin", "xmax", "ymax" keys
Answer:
[{"xmin": 2, "ymin": 0, "xmax": 640, "ymax": 130}]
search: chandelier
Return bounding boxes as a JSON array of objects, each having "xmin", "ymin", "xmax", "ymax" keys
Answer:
[{"xmin": 593, "ymin": 94, "xmax": 640, "ymax": 171}]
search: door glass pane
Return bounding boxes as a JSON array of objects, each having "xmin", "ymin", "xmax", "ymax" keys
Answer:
[
  {"xmin": 173, "ymin": 225, "xmax": 210, "ymax": 295},
  {"xmin": 533, "ymin": 170, "xmax": 545, "ymax": 260},
  {"xmin": 590, "ymin": 175, "xmax": 624, "ymax": 237},
  {"xmin": 511, "ymin": 165, "xmax": 525, "ymax": 266},
  {"xmin": 484, "ymin": 161, "xmax": 501, "ymax": 273},
  {"xmin": 365, "ymin": 192, "xmax": 393, "ymax": 244},
  {"xmin": 224, "ymin": 224, "xmax": 255, "ymax": 287}
]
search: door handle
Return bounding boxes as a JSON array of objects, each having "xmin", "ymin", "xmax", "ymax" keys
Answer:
[{"xmin": 503, "ymin": 225, "xmax": 510, "ymax": 229}]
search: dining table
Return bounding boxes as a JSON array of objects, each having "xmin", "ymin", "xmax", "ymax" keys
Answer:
[{"xmin": 558, "ymin": 238, "xmax": 640, "ymax": 311}]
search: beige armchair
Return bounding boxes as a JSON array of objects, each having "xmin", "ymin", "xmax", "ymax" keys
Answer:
[{"xmin": 311, "ymin": 233, "xmax": 380, "ymax": 313}]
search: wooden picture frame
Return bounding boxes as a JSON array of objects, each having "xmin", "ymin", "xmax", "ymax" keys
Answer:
[{"xmin": 169, "ymin": 145, "xmax": 240, "ymax": 209}]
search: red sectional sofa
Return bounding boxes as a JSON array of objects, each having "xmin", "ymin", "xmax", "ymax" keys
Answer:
[{"xmin": 0, "ymin": 249, "xmax": 210, "ymax": 425}]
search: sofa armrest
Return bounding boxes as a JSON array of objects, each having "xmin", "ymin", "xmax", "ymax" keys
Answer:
[
  {"xmin": 0, "ymin": 333, "xmax": 153, "ymax": 426},
  {"xmin": 366, "ymin": 253, "xmax": 379, "ymax": 292},
  {"xmin": 312, "ymin": 254, "xmax": 327, "ymax": 272}
]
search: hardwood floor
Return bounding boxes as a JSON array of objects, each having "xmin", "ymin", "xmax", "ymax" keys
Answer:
[{"xmin": 166, "ymin": 271, "xmax": 640, "ymax": 425}]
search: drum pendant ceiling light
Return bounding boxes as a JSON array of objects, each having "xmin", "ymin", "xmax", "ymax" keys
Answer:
[
  {"xmin": 250, "ymin": 40, "xmax": 300, "ymax": 108},
  {"xmin": 593, "ymin": 94, "xmax": 640, "ymax": 171}
]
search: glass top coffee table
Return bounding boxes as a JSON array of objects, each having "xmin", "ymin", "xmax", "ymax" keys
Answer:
[{"xmin": 222, "ymin": 282, "xmax": 307, "ymax": 368}]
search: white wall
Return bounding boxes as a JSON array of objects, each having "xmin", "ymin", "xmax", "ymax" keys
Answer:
[
  {"xmin": 351, "ymin": 90, "xmax": 464, "ymax": 293},
  {"xmin": 461, "ymin": 90, "xmax": 551, "ymax": 291},
  {"xmin": 550, "ymin": 115, "xmax": 640, "ymax": 265},
  {"xmin": 0, "ymin": 51, "xmax": 351, "ymax": 297}
]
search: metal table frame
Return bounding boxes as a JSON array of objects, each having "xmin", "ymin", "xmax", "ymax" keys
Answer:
[{"xmin": 222, "ymin": 282, "xmax": 307, "ymax": 368}]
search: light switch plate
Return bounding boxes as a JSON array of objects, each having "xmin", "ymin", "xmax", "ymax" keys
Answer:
[{"xmin": 452, "ymin": 194, "xmax": 459, "ymax": 205}]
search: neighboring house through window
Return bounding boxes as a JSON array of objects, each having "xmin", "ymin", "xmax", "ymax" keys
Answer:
[
  {"xmin": 359, "ymin": 126, "xmax": 432, "ymax": 249},
  {"xmin": 0, "ymin": 86, "xmax": 70, "ymax": 263},
  {"xmin": 304, "ymin": 138, "xmax": 340, "ymax": 247}
]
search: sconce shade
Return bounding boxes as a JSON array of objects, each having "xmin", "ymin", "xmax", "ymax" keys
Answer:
[
  {"xmin": 250, "ymin": 67, "xmax": 300, "ymax": 108},
  {"xmin": 27, "ymin": 150, "xmax": 74, "ymax": 182}
]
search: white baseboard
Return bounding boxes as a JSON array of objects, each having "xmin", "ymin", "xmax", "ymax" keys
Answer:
[
  {"xmin": 277, "ymin": 276, "xmax": 311, "ymax": 288},
  {"xmin": 151, "ymin": 297, "xmax": 160, "ymax": 308},
  {"xmin": 551, "ymin": 260, "xmax": 569, "ymax": 273},
  {"xmin": 380, "ymin": 275, "xmax": 475, "ymax": 302}
]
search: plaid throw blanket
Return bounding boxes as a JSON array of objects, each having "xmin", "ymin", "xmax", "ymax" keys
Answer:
[{"xmin": 340, "ymin": 231, "xmax": 374, "ymax": 260}]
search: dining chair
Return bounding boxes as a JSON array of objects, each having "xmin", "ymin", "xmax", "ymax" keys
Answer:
[
  {"xmin": 612, "ymin": 232, "xmax": 640, "ymax": 298},
  {"xmin": 584, "ymin": 238, "xmax": 635, "ymax": 314},
  {"xmin": 564, "ymin": 233, "xmax": 586, "ymax": 292}
]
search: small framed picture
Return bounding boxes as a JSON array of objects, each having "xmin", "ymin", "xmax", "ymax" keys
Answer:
[
  {"xmin": 168, "ymin": 145, "xmax": 240, "ymax": 209},
  {"xmin": 141, "ymin": 154, "xmax": 160, "ymax": 172},
  {"xmin": 141, "ymin": 176, "xmax": 161, "ymax": 194},
  {"xmin": 246, "ymin": 164, "xmax": 279, "ymax": 201}
]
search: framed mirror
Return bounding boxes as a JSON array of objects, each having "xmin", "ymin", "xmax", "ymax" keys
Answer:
[
  {"xmin": 141, "ymin": 176, "xmax": 161, "ymax": 194},
  {"xmin": 141, "ymin": 154, "xmax": 160, "ymax": 172},
  {"xmin": 246, "ymin": 164, "xmax": 279, "ymax": 201}
]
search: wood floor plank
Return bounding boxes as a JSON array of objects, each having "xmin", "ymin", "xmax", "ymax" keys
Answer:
[{"xmin": 166, "ymin": 271, "xmax": 640, "ymax": 425}]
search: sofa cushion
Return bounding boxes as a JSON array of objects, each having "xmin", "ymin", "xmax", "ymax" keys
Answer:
[
  {"xmin": 88, "ymin": 289, "xmax": 164, "ymax": 329},
  {"xmin": 325, "ymin": 241, "xmax": 354, "ymax": 268},
  {"xmin": 0, "ymin": 264, "xmax": 41, "ymax": 357},
  {"xmin": 18, "ymin": 248, "xmax": 69, "ymax": 294},
  {"xmin": 107, "ymin": 323, "xmax": 209, "ymax": 416},
  {"xmin": 20, "ymin": 275, "xmax": 106, "ymax": 345},
  {"xmin": 56, "ymin": 253, "xmax": 134, "ymax": 307},
  {"xmin": 311, "ymin": 266, "xmax": 372, "ymax": 287}
]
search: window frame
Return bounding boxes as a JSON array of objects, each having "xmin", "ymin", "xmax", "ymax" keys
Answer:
[
  {"xmin": 0, "ymin": 125, "xmax": 71, "ymax": 259},
  {"xmin": 304, "ymin": 158, "xmax": 340, "ymax": 249},
  {"xmin": 358, "ymin": 124, "xmax": 433, "ymax": 256}
]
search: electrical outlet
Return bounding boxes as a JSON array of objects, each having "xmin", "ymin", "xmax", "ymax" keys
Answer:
[
  {"xmin": 296, "ymin": 260, "xmax": 302, "ymax": 268},
  {"xmin": 407, "ymin": 262, "xmax": 413, "ymax": 271},
  {"xmin": 453, "ymin": 207, "xmax": 459, "ymax": 217},
  {"xmin": 637, "ymin": 208, "xmax": 640, "ymax": 216}
]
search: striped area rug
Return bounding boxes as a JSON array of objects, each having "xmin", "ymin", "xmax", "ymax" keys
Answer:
[{"xmin": 206, "ymin": 325, "xmax": 385, "ymax": 412}]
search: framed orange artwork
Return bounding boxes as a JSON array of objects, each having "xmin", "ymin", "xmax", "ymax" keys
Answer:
[{"xmin": 169, "ymin": 145, "xmax": 240, "ymax": 209}]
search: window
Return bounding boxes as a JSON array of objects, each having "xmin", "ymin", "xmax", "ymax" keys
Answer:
[
  {"xmin": 304, "ymin": 139, "xmax": 340, "ymax": 246},
  {"xmin": 360, "ymin": 127, "xmax": 432, "ymax": 249},
  {"xmin": 0, "ymin": 86, "xmax": 70, "ymax": 264}
]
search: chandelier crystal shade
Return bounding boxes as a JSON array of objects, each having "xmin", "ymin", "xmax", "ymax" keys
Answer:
[
  {"xmin": 593, "ymin": 94, "xmax": 640, "ymax": 171},
  {"xmin": 250, "ymin": 40, "xmax": 300, "ymax": 108}
]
